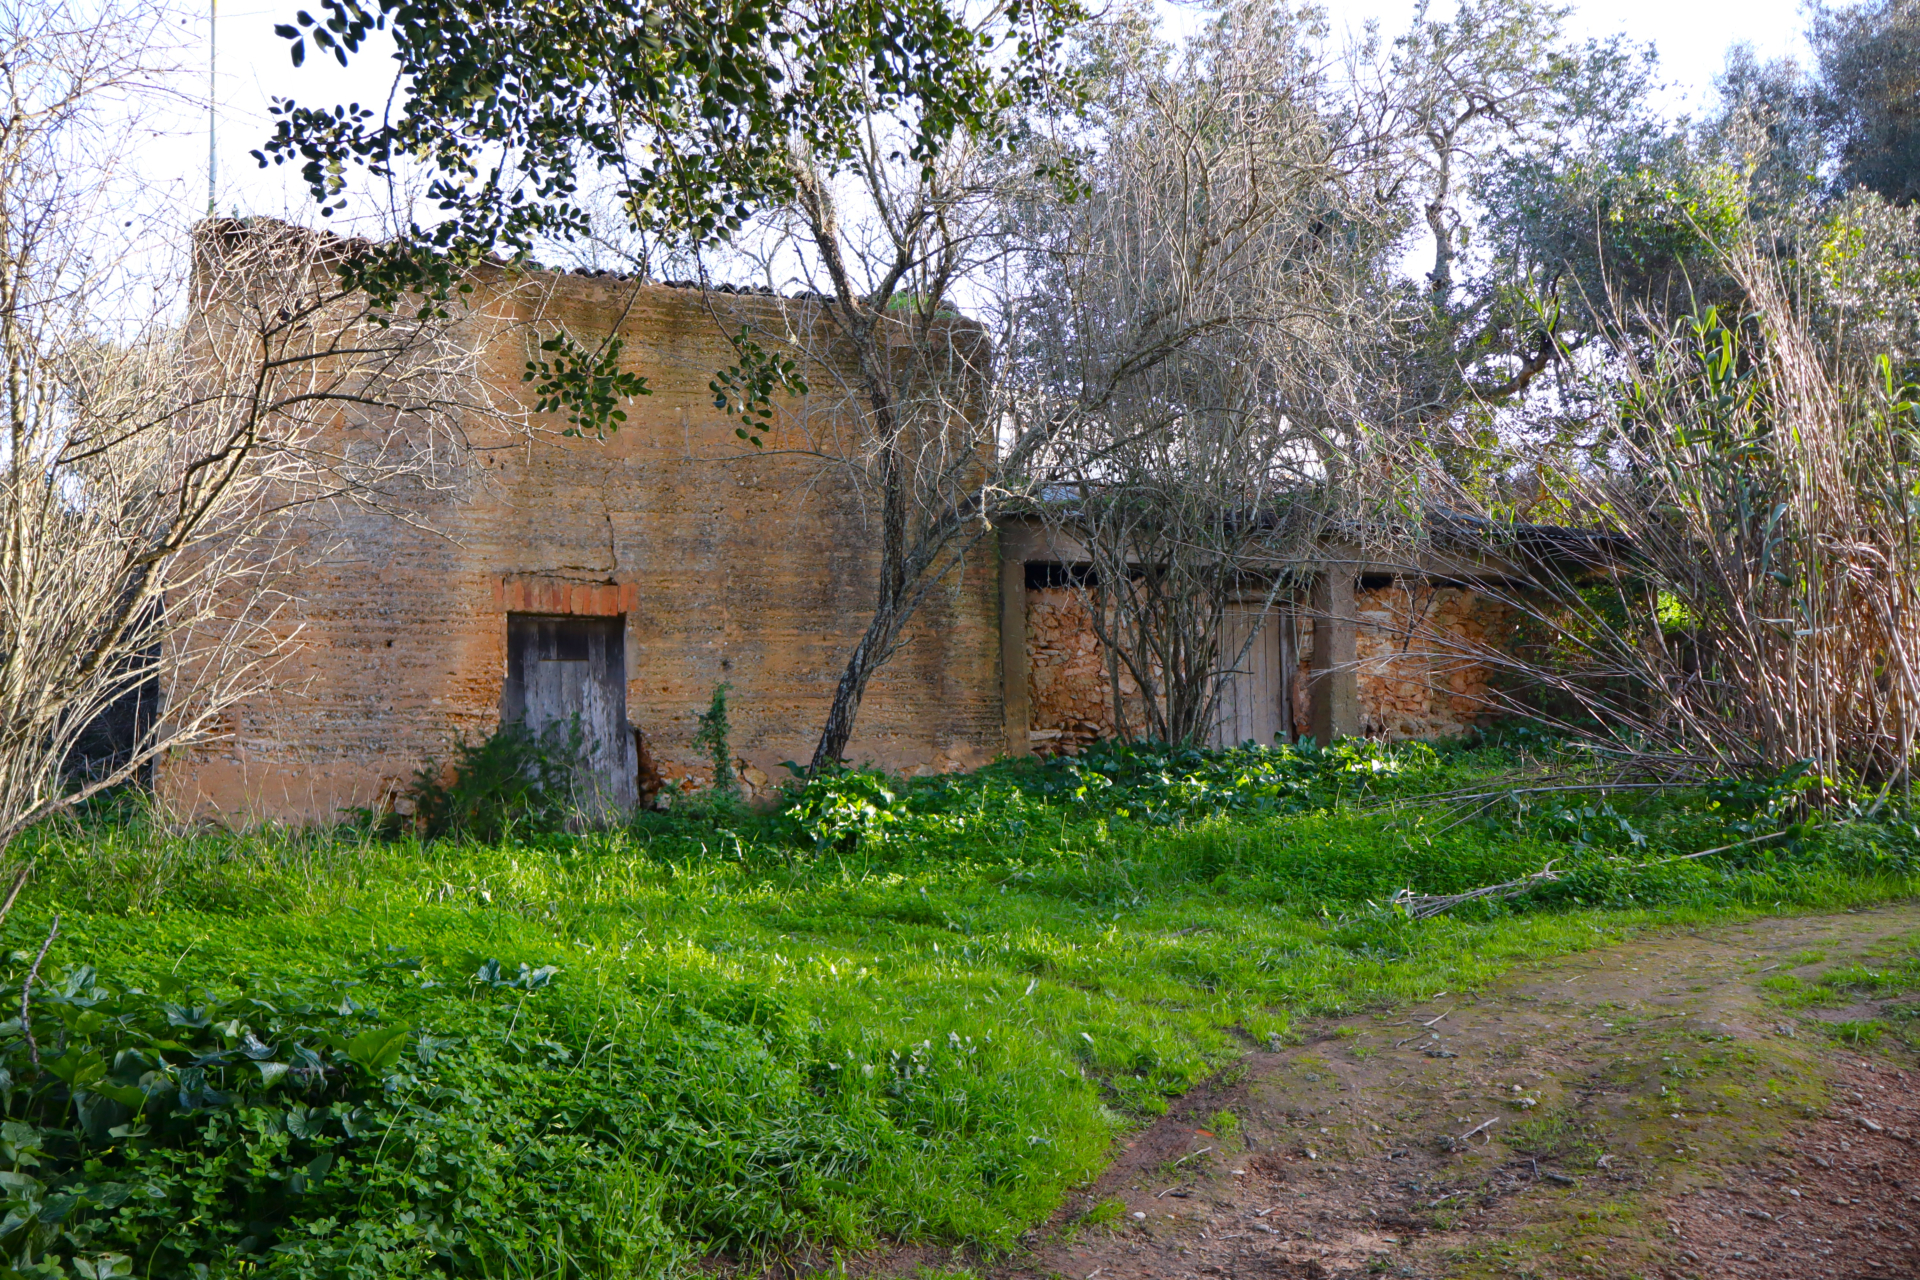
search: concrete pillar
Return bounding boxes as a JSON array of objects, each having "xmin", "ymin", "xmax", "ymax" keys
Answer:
[
  {"xmin": 1001, "ymin": 548, "xmax": 1032, "ymax": 756},
  {"xmin": 1308, "ymin": 568, "xmax": 1358, "ymax": 745}
]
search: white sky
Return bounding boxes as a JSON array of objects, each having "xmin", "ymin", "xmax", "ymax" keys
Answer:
[{"xmin": 177, "ymin": 0, "xmax": 1817, "ymax": 232}]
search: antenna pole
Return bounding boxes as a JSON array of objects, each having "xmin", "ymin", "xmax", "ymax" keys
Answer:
[{"xmin": 207, "ymin": 0, "xmax": 217, "ymax": 216}]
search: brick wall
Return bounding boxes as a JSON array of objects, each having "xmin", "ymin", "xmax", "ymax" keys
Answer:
[{"xmin": 161, "ymin": 269, "xmax": 1004, "ymax": 821}]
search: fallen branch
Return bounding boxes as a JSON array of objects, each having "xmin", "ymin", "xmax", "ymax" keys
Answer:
[
  {"xmin": 1457, "ymin": 1117, "xmax": 1498, "ymax": 1143},
  {"xmin": 1387, "ymin": 864, "xmax": 1563, "ymax": 921},
  {"xmin": 1644, "ymin": 830, "xmax": 1790, "ymax": 865},
  {"xmin": 1368, "ymin": 778, "xmax": 1687, "ymax": 816},
  {"xmin": 1389, "ymin": 827, "xmax": 1801, "ymax": 923},
  {"xmin": 21, "ymin": 913, "xmax": 57, "ymax": 1069}
]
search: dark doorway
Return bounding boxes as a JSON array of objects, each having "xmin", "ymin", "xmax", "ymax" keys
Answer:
[{"xmin": 503, "ymin": 614, "xmax": 636, "ymax": 813}]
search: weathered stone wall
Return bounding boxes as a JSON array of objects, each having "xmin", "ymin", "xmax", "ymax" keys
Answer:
[
  {"xmin": 1351, "ymin": 583, "xmax": 1510, "ymax": 739},
  {"xmin": 162, "ymin": 269, "xmax": 1004, "ymax": 821},
  {"xmin": 1026, "ymin": 580, "xmax": 1509, "ymax": 752},
  {"xmin": 1025, "ymin": 586, "xmax": 1141, "ymax": 754}
]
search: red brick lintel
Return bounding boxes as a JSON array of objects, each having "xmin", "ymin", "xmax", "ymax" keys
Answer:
[{"xmin": 493, "ymin": 577, "xmax": 637, "ymax": 617}]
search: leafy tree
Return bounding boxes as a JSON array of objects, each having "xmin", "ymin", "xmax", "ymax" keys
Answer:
[
  {"xmin": 1001, "ymin": 0, "xmax": 1409, "ymax": 743},
  {"xmin": 1713, "ymin": 42, "xmax": 1828, "ymax": 209},
  {"xmin": 1349, "ymin": 0, "xmax": 1673, "ymax": 495},
  {"xmin": 259, "ymin": 0, "xmax": 1066, "ymax": 302},
  {"xmin": 1709, "ymin": 1, "xmax": 1920, "ymax": 209},
  {"xmin": 1482, "ymin": 126, "xmax": 1748, "ymax": 328},
  {"xmin": 1814, "ymin": 0, "xmax": 1920, "ymax": 204}
]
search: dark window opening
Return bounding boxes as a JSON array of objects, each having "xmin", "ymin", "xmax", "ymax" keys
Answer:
[
  {"xmin": 520, "ymin": 616, "xmax": 594, "ymax": 662},
  {"xmin": 1026, "ymin": 562, "xmax": 1099, "ymax": 590}
]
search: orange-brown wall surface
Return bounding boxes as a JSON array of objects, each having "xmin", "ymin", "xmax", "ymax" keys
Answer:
[
  {"xmin": 161, "ymin": 268, "xmax": 1004, "ymax": 822},
  {"xmin": 1023, "ymin": 581, "xmax": 1506, "ymax": 751}
]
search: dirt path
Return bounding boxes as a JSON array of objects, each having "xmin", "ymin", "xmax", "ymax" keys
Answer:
[{"xmin": 983, "ymin": 903, "xmax": 1920, "ymax": 1280}]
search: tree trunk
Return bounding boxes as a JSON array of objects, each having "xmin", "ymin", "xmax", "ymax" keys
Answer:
[
  {"xmin": 808, "ymin": 347, "xmax": 910, "ymax": 772},
  {"xmin": 809, "ymin": 442, "xmax": 910, "ymax": 769},
  {"xmin": 810, "ymin": 603, "xmax": 902, "ymax": 771}
]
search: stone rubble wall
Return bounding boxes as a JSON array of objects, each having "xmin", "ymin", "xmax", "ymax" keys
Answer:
[
  {"xmin": 1351, "ymin": 583, "xmax": 1511, "ymax": 740},
  {"xmin": 1027, "ymin": 580, "xmax": 1510, "ymax": 751},
  {"xmin": 1025, "ymin": 587, "xmax": 1142, "ymax": 755}
]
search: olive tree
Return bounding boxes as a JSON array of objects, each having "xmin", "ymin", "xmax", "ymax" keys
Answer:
[
  {"xmin": 999, "ymin": 0, "xmax": 1410, "ymax": 744},
  {"xmin": 998, "ymin": 0, "xmax": 1638, "ymax": 745}
]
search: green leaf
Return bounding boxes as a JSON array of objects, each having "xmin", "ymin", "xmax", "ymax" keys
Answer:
[
  {"xmin": 344, "ymin": 1027, "xmax": 410, "ymax": 1075},
  {"xmin": 284, "ymin": 1103, "xmax": 325, "ymax": 1139},
  {"xmin": 415, "ymin": 1033, "xmax": 456, "ymax": 1066},
  {"xmin": 44, "ymin": 1053, "xmax": 105, "ymax": 1089},
  {"xmin": 37, "ymin": 1192, "xmax": 78, "ymax": 1223},
  {"xmin": 89, "ymin": 1081, "xmax": 145, "ymax": 1108},
  {"xmin": 89, "ymin": 1183, "xmax": 130, "ymax": 1210},
  {"xmin": 0, "ymin": 1170, "xmax": 44, "ymax": 1197}
]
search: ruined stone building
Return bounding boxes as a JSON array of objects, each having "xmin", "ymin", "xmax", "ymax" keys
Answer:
[
  {"xmin": 161, "ymin": 254, "xmax": 1519, "ymax": 822},
  {"xmin": 998, "ymin": 521, "xmax": 1518, "ymax": 760}
]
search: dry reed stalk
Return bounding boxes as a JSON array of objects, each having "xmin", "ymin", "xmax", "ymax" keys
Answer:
[{"xmin": 1367, "ymin": 233, "xmax": 1920, "ymax": 795}]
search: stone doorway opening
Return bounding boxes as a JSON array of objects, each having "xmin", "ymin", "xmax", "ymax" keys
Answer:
[{"xmin": 502, "ymin": 613, "xmax": 636, "ymax": 813}]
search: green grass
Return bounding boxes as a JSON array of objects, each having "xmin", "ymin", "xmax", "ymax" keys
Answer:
[
  {"xmin": 1773, "ymin": 934, "xmax": 1920, "ymax": 1048},
  {"xmin": 3, "ymin": 737, "xmax": 1917, "ymax": 1277}
]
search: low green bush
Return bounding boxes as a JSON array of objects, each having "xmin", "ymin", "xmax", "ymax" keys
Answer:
[
  {"xmin": 401, "ymin": 718, "xmax": 589, "ymax": 841},
  {"xmin": 775, "ymin": 767, "xmax": 903, "ymax": 852},
  {"xmin": 0, "ymin": 949, "xmax": 680, "ymax": 1278},
  {"xmin": 0, "ymin": 929, "xmax": 1091, "ymax": 1279}
]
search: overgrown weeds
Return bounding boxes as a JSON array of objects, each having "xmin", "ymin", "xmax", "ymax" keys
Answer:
[
  {"xmin": 1424, "ymin": 228, "xmax": 1920, "ymax": 796},
  {"xmin": 691, "ymin": 683, "xmax": 738, "ymax": 803}
]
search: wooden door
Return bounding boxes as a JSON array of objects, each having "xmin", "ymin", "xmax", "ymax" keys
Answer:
[
  {"xmin": 502, "ymin": 614, "xmax": 636, "ymax": 813},
  {"xmin": 1211, "ymin": 604, "xmax": 1288, "ymax": 748}
]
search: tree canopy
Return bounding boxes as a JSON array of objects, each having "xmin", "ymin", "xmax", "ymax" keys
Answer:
[{"xmin": 258, "ymin": 0, "xmax": 1080, "ymax": 306}]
